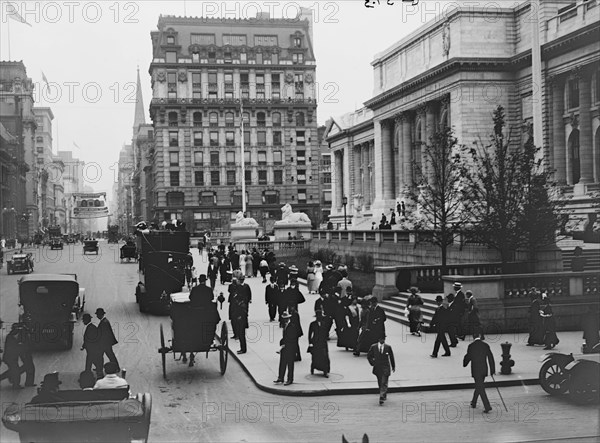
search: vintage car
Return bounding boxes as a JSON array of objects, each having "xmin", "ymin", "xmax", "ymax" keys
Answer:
[
  {"xmin": 83, "ymin": 240, "xmax": 99, "ymax": 255},
  {"xmin": 2, "ymin": 371, "xmax": 152, "ymax": 443},
  {"xmin": 7, "ymin": 253, "xmax": 34, "ymax": 275},
  {"xmin": 539, "ymin": 352, "xmax": 600, "ymax": 404},
  {"xmin": 49, "ymin": 237, "xmax": 63, "ymax": 250},
  {"xmin": 18, "ymin": 274, "xmax": 80, "ymax": 350},
  {"xmin": 120, "ymin": 242, "xmax": 137, "ymax": 262}
]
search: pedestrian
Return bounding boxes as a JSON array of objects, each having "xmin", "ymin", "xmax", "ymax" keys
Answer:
[
  {"xmin": 230, "ymin": 249, "xmax": 240, "ymax": 271},
  {"xmin": 337, "ymin": 270, "xmax": 353, "ymax": 299},
  {"xmin": 231, "ymin": 276, "xmax": 250, "ymax": 355},
  {"xmin": 406, "ymin": 287, "xmax": 424, "ymax": 336},
  {"xmin": 540, "ymin": 294, "xmax": 559, "ymax": 350},
  {"xmin": 308, "ymin": 310, "xmax": 330, "ymax": 377},
  {"xmin": 282, "ymin": 278, "xmax": 305, "ymax": 313},
  {"xmin": 274, "ymin": 311, "xmax": 299, "ymax": 386},
  {"xmin": 526, "ymin": 288, "xmax": 544, "ymax": 346},
  {"xmin": 252, "ymin": 248, "xmax": 261, "ymax": 278},
  {"xmin": 1, "ymin": 323, "xmax": 26, "ymax": 388},
  {"xmin": 313, "ymin": 260, "xmax": 323, "ymax": 290},
  {"xmin": 337, "ymin": 297, "xmax": 360, "ymax": 351},
  {"xmin": 401, "ymin": 200, "xmax": 406, "ymax": 217},
  {"xmin": 290, "ymin": 306, "xmax": 304, "ymax": 362},
  {"xmin": 396, "ymin": 201, "xmax": 401, "ymax": 217},
  {"xmin": 259, "ymin": 256, "xmax": 269, "ymax": 283},
  {"xmin": 95, "ymin": 308, "xmax": 120, "ymax": 371},
  {"xmin": 453, "ymin": 282, "xmax": 467, "ymax": 340},
  {"xmin": 446, "ymin": 293, "xmax": 459, "ymax": 347},
  {"xmin": 244, "ymin": 254, "xmax": 253, "ymax": 278},
  {"xmin": 367, "ymin": 336, "xmax": 395, "ymax": 405},
  {"xmin": 368, "ymin": 297, "xmax": 387, "ymax": 341},
  {"xmin": 582, "ymin": 304, "xmax": 600, "ymax": 352},
  {"xmin": 466, "ymin": 290, "xmax": 484, "ymax": 339},
  {"xmin": 430, "ymin": 296, "xmax": 451, "ymax": 358},
  {"xmin": 207, "ymin": 257, "xmax": 219, "ymax": 290},
  {"xmin": 265, "ymin": 276, "xmax": 279, "ymax": 322},
  {"xmin": 275, "ymin": 262, "xmax": 289, "ymax": 289},
  {"xmin": 81, "ymin": 313, "xmax": 104, "ymax": 378},
  {"xmin": 306, "ymin": 261, "xmax": 317, "ymax": 294},
  {"xmin": 184, "ymin": 263, "xmax": 193, "ymax": 289},
  {"xmin": 463, "ymin": 331, "xmax": 495, "ymax": 413},
  {"xmin": 135, "ymin": 281, "xmax": 146, "ymax": 304},
  {"xmin": 389, "ymin": 209, "xmax": 396, "ymax": 226}
]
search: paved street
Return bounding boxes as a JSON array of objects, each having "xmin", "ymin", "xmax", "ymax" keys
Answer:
[{"xmin": 0, "ymin": 242, "xmax": 599, "ymax": 442}]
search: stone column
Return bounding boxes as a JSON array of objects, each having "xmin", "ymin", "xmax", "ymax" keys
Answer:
[
  {"xmin": 425, "ymin": 103, "xmax": 437, "ymax": 181},
  {"xmin": 354, "ymin": 144, "xmax": 362, "ymax": 197},
  {"xmin": 402, "ymin": 112, "xmax": 412, "ymax": 190},
  {"xmin": 363, "ymin": 143, "xmax": 372, "ymax": 209},
  {"xmin": 335, "ymin": 150, "xmax": 344, "ymax": 210},
  {"xmin": 380, "ymin": 119, "xmax": 394, "ymax": 200},
  {"xmin": 551, "ymin": 75, "xmax": 566, "ymax": 184},
  {"xmin": 578, "ymin": 66, "xmax": 593, "ymax": 184},
  {"xmin": 417, "ymin": 106, "xmax": 427, "ymax": 180},
  {"xmin": 394, "ymin": 114, "xmax": 404, "ymax": 196}
]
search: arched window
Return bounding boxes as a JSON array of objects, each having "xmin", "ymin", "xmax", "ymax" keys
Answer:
[
  {"xmin": 168, "ymin": 112, "xmax": 178, "ymax": 127},
  {"xmin": 209, "ymin": 112, "xmax": 219, "ymax": 126},
  {"xmin": 295, "ymin": 112, "xmax": 304, "ymax": 126},
  {"xmin": 193, "ymin": 112, "xmax": 202, "ymax": 127},
  {"xmin": 272, "ymin": 112, "xmax": 281, "ymax": 126},
  {"xmin": 225, "ymin": 112, "xmax": 234, "ymax": 126},
  {"xmin": 242, "ymin": 112, "xmax": 250, "ymax": 124},
  {"xmin": 257, "ymin": 112, "xmax": 266, "ymax": 126}
]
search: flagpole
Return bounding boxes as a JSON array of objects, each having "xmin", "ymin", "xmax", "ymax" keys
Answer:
[
  {"xmin": 240, "ymin": 101, "xmax": 246, "ymax": 214},
  {"xmin": 7, "ymin": 14, "xmax": 11, "ymax": 59}
]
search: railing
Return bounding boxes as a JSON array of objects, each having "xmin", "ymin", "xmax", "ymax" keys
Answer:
[{"xmin": 232, "ymin": 239, "xmax": 310, "ymax": 256}]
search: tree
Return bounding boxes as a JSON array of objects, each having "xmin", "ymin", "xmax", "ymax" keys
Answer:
[
  {"xmin": 408, "ymin": 127, "xmax": 471, "ymax": 274},
  {"xmin": 463, "ymin": 106, "xmax": 565, "ymax": 271}
]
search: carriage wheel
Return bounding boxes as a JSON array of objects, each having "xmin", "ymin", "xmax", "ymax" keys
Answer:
[
  {"xmin": 539, "ymin": 359, "xmax": 569, "ymax": 395},
  {"xmin": 568, "ymin": 361, "xmax": 600, "ymax": 405},
  {"xmin": 160, "ymin": 324, "xmax": 167, "ymax": 379},
  {"xmin": 219, "ymin": 322, "xmax": 229, "ymax": 375}
]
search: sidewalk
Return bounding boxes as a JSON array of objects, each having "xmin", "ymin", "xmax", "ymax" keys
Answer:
[{"xmin": 191, "ymin": 249, "xmax": 584, "ymax": 397}]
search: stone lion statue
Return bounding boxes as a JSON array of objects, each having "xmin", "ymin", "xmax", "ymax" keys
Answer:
[
  {"xmin": 234, "ymin": 211, "xmax": 258, "ymax": 227},
  {"xmin": 275, "ymin": 203, "xmax": 311, "ymax": 225}
]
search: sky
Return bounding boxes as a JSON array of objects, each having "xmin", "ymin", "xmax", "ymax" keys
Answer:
[{"xmin": 0, "ymin": 0, "xmax": 470, "ymax": 198}]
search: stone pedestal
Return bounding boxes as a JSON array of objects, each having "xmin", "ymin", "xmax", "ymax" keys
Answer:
[
  {"xmin": 273, "ymin": 223, "xmax": 311, "ymax": 240},
  {"xmin": 230, "ymin": 224, "xmax": 258, "ymax": 242}
]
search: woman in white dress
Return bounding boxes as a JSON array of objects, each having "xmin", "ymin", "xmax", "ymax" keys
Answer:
[
  {"xmin": 306, "ymin": 261, "xmax": 317, "ymax": 294},
  {"xmin": 313, "ymin": 260, "xmax": 324, "ymax": 294},
  {"xmin": 239, "ymin": 250, "xmax": 247, "ymax": 272}
]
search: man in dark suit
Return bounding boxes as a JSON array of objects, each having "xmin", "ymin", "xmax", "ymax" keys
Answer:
[
  {"xmin": 229, "ymin": 249, "xmax": 240, "ymax": 271},
  {"xmin": 463, "ymin": 332, "xmax": 495, "ymax": 413},
  {"xmin": 275, "ymin": 262, "xmax": 289, "ymax": 289},
  {"xmin": 207, "ymin": 258, "xmax": 219, "ymax": 290},
  {"xmin": 81, "ymin": 313, "xmax": 103, "ymax": 378},
  {"xmin": 453, "ymin": 282, "xmax": 467, "ymax": 340},
  {"xmin": 95, "ymin": 308, "xmax": 120, "ymax": 371},
  {"xmin": 274, "ymin": 312, "xmax": 298, "ymax": 386},
  {"xmin": 367, "ymin": 336, "xmax": 395, "ymax": 405},
  {"xmin": 430, "ymin": 297, "xmax": 451, "ymax": 357},
  {"xmin": 446, "ymin": 293, "xmax": 460, "ymax": 347},
  {"xmin": 189, "ymin": 275, "xmax": 214, "ymax": 307},
  {"xmin": 368, "ymin": 298, "xmax": 387, "ymax": 341},
  {"xmin": 231, "ymin": 275, "xmax": 251, "ymax": 354},
  {"xmin": 265, "ymin": 277, "xmax": 279, "ymax": 322}
]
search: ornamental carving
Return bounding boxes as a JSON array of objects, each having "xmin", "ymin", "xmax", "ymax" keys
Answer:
[
  {"xmin": 569, "ymin": 112, "xmax": 579, "ymax": 129},
  {"xmin": 156, "ymin": 71, "xmax": 166, "ymax": 83},
  {"xmin": 178, "ymin": 71, "xmax": 187, "ymax": 82},
  {"xmin": 285, "ymin": 72, "xmax": 294, "ymax": 84},
  {"xmin": 305, "ymin": 73, "xmax": 314, "ymax": 84},
  {"xmin": 442, "ymin": 22, "xmax": 451, "ymax": 56}
]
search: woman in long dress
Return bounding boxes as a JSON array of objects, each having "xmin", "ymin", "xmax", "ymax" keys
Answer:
[
  {"xmin": 306, "ymin": 261, "xmax": 317, "ymax": 294},
  {"xmin": 527, "ymin": 288, "xmax": 545, "ymax": 346},
  {"xmin": 540, "ymin": 295, "xmax": 559, "ymax": 350},
  {"xmin": 313, "ymin": 260, "xmax": 324, "ymax": 292},
  {"xmin": 337, "ymin": 298, "xmax": 360, "ymax": 351},
  {"xmin": 407, "ymin": 287, "xmax": 424, "ymax": 336},
  {"xmin": 239, "ymin": 250, "xmax": 246, "ymax": 273},
  {"xmin": 308, "ymin": 310, "xmax": 330, "ymax": 377},
  {"xmin": 245, "ymin": 254, "xmax": 253, "ymax": 278}
]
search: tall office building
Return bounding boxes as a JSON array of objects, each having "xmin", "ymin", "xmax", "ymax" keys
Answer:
[{"xmin": 148, "ymin": 9, "xmax": 319, "ymax": 233}]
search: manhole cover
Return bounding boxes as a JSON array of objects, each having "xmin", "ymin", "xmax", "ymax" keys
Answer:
[{"xmin": 304, "ymin": 373, "xmax": 343, "ymax": 382}]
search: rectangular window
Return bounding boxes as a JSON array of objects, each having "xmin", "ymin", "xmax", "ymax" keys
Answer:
[
  {"xmin": 191, "ymin": 34, "xmax": 215, "ymax": 45},
  {"xmin": 254, "ymin": 35, "xmax": 278, "ymax": 46},
  {"xmin": 194, "ymin": 151, "xmax": 203, "ymax": 165},
  {"xmin": 264, "ymin": 192, "xmax": 279, "ymax": 204},
  {"xmin": 227, "ymin": 170, "xmax": 236, "ymax": 185},
  {"xmin": 240, "ymin": 53, "xmax": 247, "ymax": 63},
  {"xmin": 194, "ymin": 170, "xmax": 204, "ymax": 186},
  {"xmin": 170, "ymin": 171, "xmax": 180, "ymax": 187},
  {"xmin": 294, "ymin": 37, "xmax": 302, "ymax": 48},
  {"xmin": 166, "ymin": 51, "xmax": 177, "ymax": 63},
  {"xmin": 226, "ymin": 131, "xmax": 235, "ymax": 146},
  {"xmin": 257, "ymin": 131, "xmax": 266, "ymax": 145},
  {"xmin": 222, "ymin": 34, "xmax": 247, "ymax": 46},
  {"xmin": 244, "ymin": 131, "xmax": 250, "ymax": 146},
  {"xmin": 210, "ymin": 131, "xmax": 219, "ymax": 146},
  {"xmin": 297, "ymin": 150, "xmax": 305, "ymax": 165},
  {"xmin": 323, "ymin": 191, "xmax": 332, "ymax": 203},
  {"xmin": 170, "ymin": 152, "xmax": 179, "ymax": 166},
  {"xmin": 296, "ymin": 131, "xmax": 305, "ymax": 146},
  {"xmin": 192, "ymin": 72, "xmax": 201, "ymax": 99},
  {"xmin": 169, "ymin": 131, "xmax": 178, "ymax": 147},
  {"xmin": 297, "ymin": 188, "xmax": 307, "ymax": 203},
  {"xmin": 226, "ymin": 151, "xmax": 236, "ymax": 165},
  {"xmin": 210, "ymin": 151, "xmax": 220, "ymax": 166},
  {"xmin": 193, "ymin": 132, "xmax": 203, "ymax": 147},
  {"xmin": 274, "ymin": 170, "xmax": 283, "ymax": 185},
  {"xmin": 292, "ymin": 53, "xmax": 304, "ymax": 64},
  {"xmin": 256, "ymin": 53, "xmax": 263, "ymax": 64},
  {"xmin": 258, "ymin": 151, "xmax": 267, "ymax": 165},
  {"xmin": 568, "ymin": 79, "xmax": 579, "ymax": 109},
  {"xmin": 258, "ymin": 170, "xmax": 267, "ymax": 185},
  {"xmin": 273, "ymin": 131, "xmax": 282, "ymax": 146},
  {"xmin": 297, "ymin": 169, "xmax": 306, "ymax": 184},
  {"xmin": 37, "ymin": 146, "xmax": 44, "ymax": 154},
  {"xmin": 211, "ymin": 171, "xmax": 220, "ymax": 186},
  {"xmin": 245, "ymin": 170, "xmax": 252, "ymax": 184},
  {"xmin": 168, "ymin": 72, "xmax": 177, "ymax": 99},
  {"xmin": 273, "ymin": 151, "xmax": 282, "ymax": 165},
  {"xmin": 200, "ymin": 191, "xmax": 215, "ymax": 205},
  {"xmin": 322, "ymin": 172, "xmax": 331, "ymax": 184}
]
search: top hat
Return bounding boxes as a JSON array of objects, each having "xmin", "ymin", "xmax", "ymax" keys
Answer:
[
  {"xmin": 199, "ymin": 274, "xmax": 207, "ymax": 282},
  {"xmin": 453, "ymin": 282, "xmax": 462, "ymax": 288},
  {"xmin": 41, "ymin": 372, "xmax": 62, "ymax": 387},
  {"xmin": 95, "ymin": 308, "xmax": 106, "ymax": 316}
]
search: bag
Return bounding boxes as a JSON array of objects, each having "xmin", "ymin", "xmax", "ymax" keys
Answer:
[{"xmin": 404, "ymin": 307, "xmax": 409, "ymax": 317}]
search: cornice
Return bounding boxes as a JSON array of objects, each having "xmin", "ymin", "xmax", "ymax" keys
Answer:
[{"xmin": 148, "ymin": 62, "xmax": 315, "ymax": 71}]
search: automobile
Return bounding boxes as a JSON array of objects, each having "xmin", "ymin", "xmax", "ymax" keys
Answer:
[
  {"xmin": 539, "ymin": 352, "xmax": 600, "ymax": 404},
  {"xmin": 2, "ymin": 371, "xmax": 152, "ymax": 443},
  {"xmin": 49, "ymin": 237, "xmax": 63, "ymax": 250},
  {"xmin": 83, "ymin": 240, "xmax": 99, "ymax": 255},
  {"xmin": 7, "ymin": 253, "xmax": 34, "ymax": 275},
  {"xmin": 18, "ymin": 274, "xmax": 80, "ymax": 350}
]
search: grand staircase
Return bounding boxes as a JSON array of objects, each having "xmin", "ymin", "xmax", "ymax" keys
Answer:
[
  {"xmin": 379, "ymin": 292, "xmax": 441, "ymax": 332},
  {"xmin": 560, "ymin": 243, "xmax": 600, "ymax": 271}
]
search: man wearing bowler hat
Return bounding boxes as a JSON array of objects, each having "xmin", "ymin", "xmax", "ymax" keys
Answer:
[
  {"xmin": 189, "ymin": 274, "xmax": 214, "ymax": 307},
  {"xmin": 367, "ymin": 335, "xmax": 395, "ymax": 405},
  {"xmin": 95, "ymin": 308, "xmax": 120, "ymax": 371},
  {"xmin": 30, "ymin": 372, "xmax": 63, "ymax": 404},
  {"xmin": 81, "ymin": 313, "xmax": 103, "ymax": 378},
  {"xmin": 274, "ymin": 311, "xmax": 299, "ymax": 386}
]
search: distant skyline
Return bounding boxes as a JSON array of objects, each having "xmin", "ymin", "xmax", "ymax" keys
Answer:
[{"xmin": 1, "ymin": 0, "xmax": 485, "ymax": 197}]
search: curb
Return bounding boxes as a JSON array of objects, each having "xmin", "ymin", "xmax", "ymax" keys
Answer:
[{"xmin": 227, "ymin": 346, "xmax": 539, "ymax": 397}]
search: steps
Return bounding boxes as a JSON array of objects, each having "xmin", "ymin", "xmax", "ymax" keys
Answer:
[
  {"xmin": 561, "ymin": 247, "xmax": 600, "ymax": 271},
  {"xmin": 379, "ymin": 292, "xmax": 441, "ymax": 332}
]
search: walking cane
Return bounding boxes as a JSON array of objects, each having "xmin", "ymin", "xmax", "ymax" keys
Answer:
[{"xmin": 491, "ymin": 374, "xmax": 508, "ymax": 412}]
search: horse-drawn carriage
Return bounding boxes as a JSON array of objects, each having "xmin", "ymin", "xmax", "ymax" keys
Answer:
[
  {"xmin": 83, "ymin": 240, "xmax": 99, "ymax": 255},
  {"xmin": 539, "ymin": 352, "xmax": 600, "ymax": 404},
  {"xmin": 2, "ymin": 372, "xmax": 152, "ymax": 442},
  {"xmin": 120, "ymin": 242, "xmax": 137, "ymax": 262},
  {"xmin": 158, "ymin": 292, "xmax": 229, "ymax": 378}
]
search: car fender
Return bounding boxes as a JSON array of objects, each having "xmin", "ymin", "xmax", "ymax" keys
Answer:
[{"xmin": 539, "ymin": 352, "xmax": 575, "ymax": 366}]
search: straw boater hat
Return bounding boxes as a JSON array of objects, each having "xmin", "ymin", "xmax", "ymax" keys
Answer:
[
  {"xmin": 281, "ymin": 311, "xmax": 292, "ymax": 319},
  {"xmin": 453, "ymin": 282, "xmax": 462, "ymax": 289}
]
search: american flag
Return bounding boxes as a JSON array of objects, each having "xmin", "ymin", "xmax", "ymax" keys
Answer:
[{"xmin": 6, "ymin": 3, "xmax": 32, "ymax": 27}]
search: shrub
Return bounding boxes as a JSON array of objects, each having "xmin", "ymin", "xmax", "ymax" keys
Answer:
[
  {"xmin": 343, "ymin": 253, "xmax": 355, "ymax": 271},
  {"xmin": 314, "ymin": 248, "xmax": 339, "ymax": 265},
  {"xmin": 355, "ymin": 253, "xmax": 374, "ymax": 273}
]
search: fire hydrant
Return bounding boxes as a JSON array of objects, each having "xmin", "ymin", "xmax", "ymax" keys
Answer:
[{"xmin": 500, "ymin": 342, "xmax": 515, "ymax": 375}]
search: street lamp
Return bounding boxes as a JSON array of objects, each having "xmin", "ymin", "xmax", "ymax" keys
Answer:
[{"xmin": 342, "ymin": 196, "xmax": 348, "ymax": 231}]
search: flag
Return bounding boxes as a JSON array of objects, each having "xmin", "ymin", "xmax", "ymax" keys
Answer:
[
  {"xmin": 41, "ymin": 71, "xmax": 49, "ymax": 87},
  {"xmin": 73, "ymin": 141, "xmax": 81, "ymax": 150},
  {"xmin": 6, "ymin": 3, "xmax": 32, "ymax": 27}
]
